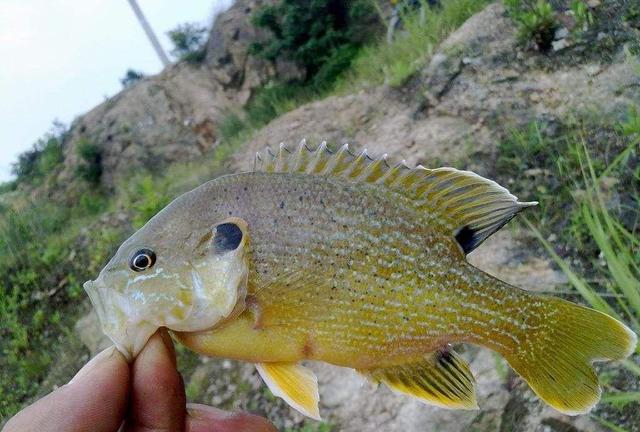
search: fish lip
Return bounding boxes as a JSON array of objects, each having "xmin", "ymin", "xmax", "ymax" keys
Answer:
[
  {"xmin": 83, "ymin": 277, "xmax": 157, "ymax": 361},
  {"xmin": 83, "ymin": 279, "xmax": 108, "ymax": 335}
]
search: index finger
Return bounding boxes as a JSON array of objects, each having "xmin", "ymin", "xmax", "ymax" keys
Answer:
[{"xmin": 124, "ymin": 328, "xmax": 186, "ymax": 432}]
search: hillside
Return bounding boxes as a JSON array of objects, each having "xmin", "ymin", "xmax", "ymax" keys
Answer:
[{"xmin": 1, "ymin": 1, "xmax": 639, "ymax": 431}]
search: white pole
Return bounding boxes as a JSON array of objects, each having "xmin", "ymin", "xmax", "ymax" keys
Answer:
[{"xmin": 126, "ymin": 0, "xmax": 170, "ymax": 67}]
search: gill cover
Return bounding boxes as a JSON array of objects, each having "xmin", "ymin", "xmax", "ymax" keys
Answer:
[{"xmin": 84, "ymin": 217, "xmax": 250, "ymax": 361}]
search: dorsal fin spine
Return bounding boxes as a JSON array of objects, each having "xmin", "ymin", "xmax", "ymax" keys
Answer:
[{"xmin": 308, "ymin": 141, "xmax": 328, "ymax": 174}]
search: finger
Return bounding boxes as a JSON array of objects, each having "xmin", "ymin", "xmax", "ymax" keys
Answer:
[
  {"xmin": 3, "ymin": 346, "xmax": 129, "ymax": 432},
  {"xmin": 186, "ymin": 404, "xmax": 278, "ymax": 432},
  {"xmin": 124, "ymin": 328, "xmax": 186, "ymax": 432}
]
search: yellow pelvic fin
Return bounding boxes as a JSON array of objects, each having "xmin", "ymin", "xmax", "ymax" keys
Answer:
[
  {"xmin": 359, "ymin": 348, "xmax": 478, "ymax": 410},
  {"xmin": 254, "ymin": 140, "xmax": 537, "ymax": 254},
  {"xmin": 501, "ymin": 297, "xmax": 637, "ymax": 415},
  {"xmin": 256, "ymin": 362, "xmax": 321, "ymax": 420}
]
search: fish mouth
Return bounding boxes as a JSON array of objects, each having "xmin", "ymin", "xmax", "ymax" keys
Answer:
[{"xmin": 83, "ymin": 278, "xmax": 157, "ymax": 362}]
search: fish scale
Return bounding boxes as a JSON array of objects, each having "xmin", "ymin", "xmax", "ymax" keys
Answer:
[
  {"xmin": 85, "ymin": 141, "xmax": 637, "ymax": 419},
  {"xmin": 212, "ymin": 172, "xmax": 525, "ymax": 365}
]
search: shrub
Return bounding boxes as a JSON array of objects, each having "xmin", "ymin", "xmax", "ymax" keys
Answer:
[
  {"xmin": 250, "ymin": 0, "xmax": 377, "ymax": 86},
  {"xmin": 75, "ymin": 139, "xmax": 102, "ymax": 185},
  {"xmin": 11, "ymin": 122, "xmax": 66, "ymax": 185},
  {"xmin": 504, "ymin": 0, "xmax": 558, "ymax": 51},
  {"xmin": 570, "ymin": 0, "xmax": 593, "ymax": 33},
  {"xmin": 167, "ymin": 22, "xmax": 208, "ymax": 63},
  {"xmin": 219, "ymin": 113, "xmax": 248, "ymax": 142},
  {"xmin": 120, "ymin": 69, "xmax": 145, "ymax": 88}
]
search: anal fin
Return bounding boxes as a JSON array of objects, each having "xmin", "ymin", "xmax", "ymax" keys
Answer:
[
  {"xmin": 359, "ymin": 348, "xmax": 478, "ymax": 410},
  {"xmin": 256, "ymin": 362, "xmax": 321, "ymax": 420}
]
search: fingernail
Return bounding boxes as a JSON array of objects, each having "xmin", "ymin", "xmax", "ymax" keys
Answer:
[{"xmin": 69, "ymin": 346, "xmax": 117, "ymax": 384}]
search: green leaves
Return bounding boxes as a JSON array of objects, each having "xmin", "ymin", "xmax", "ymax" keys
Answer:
[
  {"xmin": 167, "ymin": 22, "xmax": 208, "ymax": 63},
  {"xmin": 251, "ymin": 0, "xmax": 376, "ymax": 83}
]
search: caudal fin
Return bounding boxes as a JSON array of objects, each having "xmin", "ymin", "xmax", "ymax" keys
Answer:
[{"xmin": 501, "ymin": 297, "xmax": 637, "ymax": 415}]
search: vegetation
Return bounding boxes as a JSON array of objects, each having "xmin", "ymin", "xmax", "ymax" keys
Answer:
[
  {"xmin": 0, "ymin": 197, "xmax": 121, "ymax": 419},
  {"xmin": 120, "ymin": 69, "xmax": 145, "ymax": 88},
  {"xmin": 504, "ymin": 0, "xmax": 558, "ymax": 50},
  {"xmin": 250, "ymin": 0, "xmax": 376, "ymax": 85},
  {"xmin": 495, "ymin": 111, "xmax": 640, "ymax": 430},
  {"xmin": 503, "ymin": 0, "xmax": 600, "ymax": 50},
  {"xmin": 338, "ymin": 0, "xmax": 491, "ymax": 88},
  {"xmin": 167, "ymin": 22, "xmax": 208, "ymax": 63},
  {"xmin": 75, "ymin": 139, "xmax": 103, "ymax": 185},
  {"xmin": 11, "ymin": 122, "xmax": 66, "ymax": 186},
  {"xmin": 219, "ymin": 0, "xmax": 492, "ymax": 144}
]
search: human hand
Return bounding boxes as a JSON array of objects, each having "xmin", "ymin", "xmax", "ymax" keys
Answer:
[{"xmin": 3, "ymin": 329, "xmax": 277, "ymax": 432}]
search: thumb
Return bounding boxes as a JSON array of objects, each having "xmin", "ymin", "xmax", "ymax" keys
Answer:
[{"xmin": 3, "ymin": 346, "xmax": 129, "ymax": 432}]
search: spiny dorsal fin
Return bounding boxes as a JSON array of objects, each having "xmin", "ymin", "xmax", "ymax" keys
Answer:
[
  {"xmin": 254, "ymin": 140, "xmax": 537, "ymax": 253},
  {"xmin": 358, "ymin": 348, "xmax": 478, "ymax": 410}
]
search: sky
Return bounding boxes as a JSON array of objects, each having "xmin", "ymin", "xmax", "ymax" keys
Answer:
[{"xmin": 0, "ymin": 0, "xmax": 233, "ymax": 182}]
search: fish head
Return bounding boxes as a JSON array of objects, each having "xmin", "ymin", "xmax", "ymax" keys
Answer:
[{"xmin": 84, "ymin": 205, "xmax": 250, "ymax": 361}]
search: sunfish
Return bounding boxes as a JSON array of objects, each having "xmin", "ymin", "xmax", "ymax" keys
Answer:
[{"xmin": 84, "ymin": 141, "xmax": 637, "ymax": 419}]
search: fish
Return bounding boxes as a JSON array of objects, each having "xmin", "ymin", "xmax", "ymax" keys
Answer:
[{"xmin": 84, "ymin": 140, "xmax": 637, "ymax": 420}]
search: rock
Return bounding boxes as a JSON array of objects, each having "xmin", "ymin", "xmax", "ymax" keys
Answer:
[
  {"xmin": 552, "ymin": 39, "xmax": 570, "ymax": 51},
  {"xmin": 555, "ymin": 27, "xmax": 570, "ymax": 40},
  {"xmin": 56, "ymin": 0, "xmax": 297, "ymax": 191},
  {"xmin": 205, "ymin": 0, "xmax": 302, "ymax": 104}
]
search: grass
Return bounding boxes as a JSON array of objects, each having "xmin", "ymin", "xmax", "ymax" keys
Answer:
[
  {"xmin": 526, "ymin": 123, "xmax": 639, "ymax": 348},
  {"xmin": 336, "ymin": 0, "xmax": 492, "ymax": 90},
  {"xmin": 517, "ymin": 116, "xmax": 639, "ymax": 430},
  {"xmin": 0, "ymin": 196, "xmax": 124, "ymax": 420}
]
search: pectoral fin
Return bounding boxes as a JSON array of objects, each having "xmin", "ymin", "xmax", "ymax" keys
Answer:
[
  {"xmin": 256, "ymin": 362, "xmax": 321, "ymax": 420},
  {"xmin": 359, "ymin": 348, "xmax": 478, "ymax": 410}
]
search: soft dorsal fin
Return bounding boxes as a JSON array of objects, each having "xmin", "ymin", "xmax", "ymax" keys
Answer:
[
  {"xmin": 358, "ymin": 348, "xmax": 478, "ymax": 409},
  {"xmin": 254, "ymin": 140, "xmax": 537, "ymax": 254}
]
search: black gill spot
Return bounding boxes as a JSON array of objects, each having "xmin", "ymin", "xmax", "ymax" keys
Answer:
[
  {"xmin": 214, "ymin": 222, "xmax": 243, "ymax": 252},
  {"xmin": 437, "ymin": 349, "xmax": 455, "ymax": 367},
  {"xmin": 455, "ymin": 225, "xmax": 476, "ymax": 255}
]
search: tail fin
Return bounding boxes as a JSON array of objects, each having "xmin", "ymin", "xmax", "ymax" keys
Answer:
[{"xmin": 501, "ymin": 297, "xmax": 637, "ymax": 415}]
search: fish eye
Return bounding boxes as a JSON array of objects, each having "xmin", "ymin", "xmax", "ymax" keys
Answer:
[{"xmin": 129, "ymin": 248, "xmax": 156, "ymax": 272}]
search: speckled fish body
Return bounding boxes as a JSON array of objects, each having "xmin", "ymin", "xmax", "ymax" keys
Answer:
[
  {"xmin": 179, "ymin": 171, "xmax": 528, "ymax": 367},
  {"xmin": 85, "ymin": 141, "xmax": 637, "ymax": 421}
]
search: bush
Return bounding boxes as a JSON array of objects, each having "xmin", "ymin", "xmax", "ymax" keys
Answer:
[
  {"xmin": 167, "ymin": 23, "xmax": 208, "ymax": 63},
  {"xmin": 120, "ymin": 69, "xmax": 145, "ymax": 88},
  {"xmin": 219, "ymin": 113, "xmax": 248, "ymax": 142},
  {"xmin": 75, "ymin": 139, "xmax": 102, "ymax": 185},
  {"xmin": 11, "ymin": 122, "xmax": 66, "ymax": 185},
  {"xmin": 504, "ymin": 0, "xmax": 558, "ymax": 51},
  {"xmin": 250, "ymin": 0, "xmax": 377, "ymax": 86}
]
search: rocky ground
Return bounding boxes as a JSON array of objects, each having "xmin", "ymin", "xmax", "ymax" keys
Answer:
[{"xmin": 64, "ymin": 1, "xmax": 640, "ymax": 431}]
